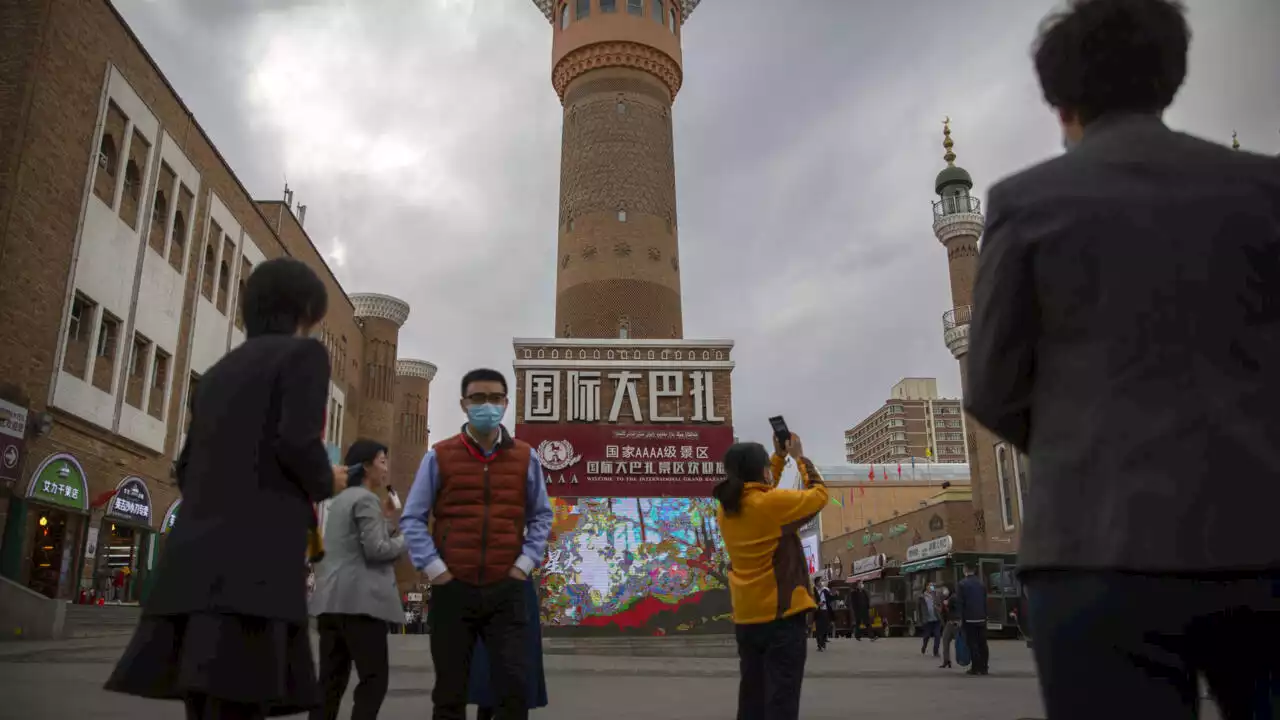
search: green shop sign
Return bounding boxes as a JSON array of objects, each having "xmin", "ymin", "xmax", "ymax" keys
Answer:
[
  {"xmin": 888, "ymin": 524, "xmax": 909, "ymax": 538},
  {"xmin": 862, "ymin": 532, "xmax": 884, "ymax": 546},
  {"xmin": 26, "ymin": 453, "xmax": 88, "ymax": 512},
  {"xmin": 161, "ymin": 498, "xmax": 181, "ymax": 533}
]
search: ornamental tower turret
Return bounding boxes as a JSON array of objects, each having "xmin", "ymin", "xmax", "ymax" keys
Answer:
[
  {"xmin": 349, "ymin": 293, "xmax": 410, "ymax": 448},
  {"xmin": 531, "ymin": 0, "xmax": 702, "ymax": 340}
]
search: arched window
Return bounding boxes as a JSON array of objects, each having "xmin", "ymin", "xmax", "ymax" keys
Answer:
[
  {"xmin": 575, "ymin": 0, "xmax": 589, "ymax": 20},
  {"xmin": 618, "ymin": 316, "xmax": 630, "ymax": 339},
  {"xmin": 98, "ymin": 135, "xmax": 118, "ymax": 176},
  {"xmin": 123, "ymin": 160, "xmax": 141, "ymax": 203},
  {"xmin": 626, "ymin": 0, "xmax": 642, "ymax": 15},
  {"xmin": 169, "ymin": 211, "xmax": 186, "ymax": 270},
  {"xmin": 559, "ymin": 3, "xmax": 570, "ymax": 28},
  {"xmin": 995, "ymin": 444, "xmax": 1016, "ymax": 530},
  {"xmin": 652, "ymin": 0, "xmax": 663, "ymax": 23},
  {"xmin": 200, "ymin": 245, "xmax": 216, "ymax": 300},
  {"xmin": 149, "ymin": 190, "xmax": 168, "ymax": 254},
  {"xmin": 94, "ymin": 134, "xmax": 119, "ymax": 205},
  {"xmin": 601, "ymin": 0, "xmax": 616, "ymax": 12},
  {"xmin": 669, "ymin": 7, "xmax": 677, "ymax": 32}
]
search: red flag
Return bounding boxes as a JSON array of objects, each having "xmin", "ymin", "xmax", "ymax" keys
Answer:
[
  {"xmin": 868, "ymin": 464, "xmax": 875, "ymax": 482},
  {"xmin": 897, "ymin": 462, "xmax": 903, "ymax": 479},
  {"xmin": 882, "ymin": 467, "xmax": 888, "ymax": 481}
]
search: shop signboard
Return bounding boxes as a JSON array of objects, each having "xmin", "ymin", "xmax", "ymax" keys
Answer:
[
  {"xmin": 26, "ymin": 453, "xmax": 88, "ymax": 512},
  {"xmin": 0, "ymin": 398, "xmax": 28, "ymax": 486},
  {"xmin": 161, "ymin": 498, "xmax": 181, "ymax": 533},
  {"xmin": 852, "ymin": 553, "xmax": 886, "ymax": 576},
  {"xmin": 906, "ymin": 534, "xmax": 953, "ymax": 564},
  {"xmin": 801, "ymin": 533, "xmax": 820, "ymax": 576},
  {"xmin": 514, "ymin": 424, "xmax": 733, "ymax": 497},
  {"xmin": 107, "ymin": 476, "xmax": 153, "ymax": 527}
]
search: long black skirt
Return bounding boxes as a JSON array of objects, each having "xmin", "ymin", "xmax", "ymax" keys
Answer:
[{"xmin": 104, "ymin": 612, "xmax": 319, "ymax": 716}]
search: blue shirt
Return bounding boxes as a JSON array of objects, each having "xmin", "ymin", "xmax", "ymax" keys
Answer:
[{"xmin": 399, "ymin": 431, "xmax": 553, "ymax": 581}]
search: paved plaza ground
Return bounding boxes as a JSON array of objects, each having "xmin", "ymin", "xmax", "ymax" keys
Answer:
[{"xmin": 0, "ymin": 633, "xmax": 1225, "ymax": 719}]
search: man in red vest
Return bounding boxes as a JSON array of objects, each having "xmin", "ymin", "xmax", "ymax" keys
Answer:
[{"xmin": 400, "ymin": 368, "xmax": 553, "ymax": 720}]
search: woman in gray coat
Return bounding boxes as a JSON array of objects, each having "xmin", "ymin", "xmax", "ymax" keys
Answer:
[{"xmin": 309, "ymin": 440, "xmax": 407, "ymax": 720}]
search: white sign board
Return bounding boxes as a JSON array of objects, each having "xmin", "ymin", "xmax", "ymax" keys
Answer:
[{"xmin": 906, "ymin": 535, "xmax": 954, "ymax": 563}]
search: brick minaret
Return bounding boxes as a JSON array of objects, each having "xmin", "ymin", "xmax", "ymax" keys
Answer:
[
  {"xmin": 932, "ymin": 119, "xmax": 1015, "ymax": 552},
  {"xmin": 392, "ymin": 358, "xmax": 435, "ymax": 592},
  {"xmin": 531, "ymin": 0, "xmax": 704, "ymax": 340},
  {"xmin": 350, "ymin": 293, "xmax": 410, "ymax": 448}
]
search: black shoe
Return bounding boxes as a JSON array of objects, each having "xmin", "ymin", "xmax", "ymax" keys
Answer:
[
  {"xmin": 965, "ymin": 668, "xmax": 979, "ymax": 676},
  {"xmin": 939, "ymin": 661, "xmax": 952, "ymax": 669}
]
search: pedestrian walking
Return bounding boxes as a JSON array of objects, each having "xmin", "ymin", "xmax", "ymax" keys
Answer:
[
  {"xmin": 851, "ymin": 582, "xmax": 874, "ymax": 641},
  {"xmin": 965, "ymin": 0, "xmax": 1280, "ymax": 715},
  {"xmin": 399, "ymin": 368, "xmax": 554, "ymax": 720},
  {"xmin": 813, "ymin": 578, "xmax": 833, "ymax": 652},
  {"xmin": 714, "ymin": 433, "xmax": 827, "ymax": 720},
  {"xmin": 104, "ymin": 257, "xmax": 344, "ymax": 718},
  {"xmin": 310, "ymin": 439, "xmax": 407, "ymax": 720},
  {"xmin": 469, "ymin": 577, "xmax": 549, "ymax": 720},
  {"xmin": 917, "ymin": 584, "xmax": 941, "ymax": 657},
  {"xmin": 953, "ymin": 565, "xmax": 990, "ymax": 675},
  {"xmin": 938, "ymin": 585, "xmax": 959, "ymax": 669}
]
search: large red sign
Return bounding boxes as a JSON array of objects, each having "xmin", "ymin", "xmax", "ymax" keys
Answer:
[{"xmin": 514, "ymin": 424, "xmax": 734, "ymax": 498}]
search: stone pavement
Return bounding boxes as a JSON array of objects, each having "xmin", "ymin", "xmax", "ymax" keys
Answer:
[{"xmin": 0, "ymin": 633, "xmax": 1224, "ymax": 719}]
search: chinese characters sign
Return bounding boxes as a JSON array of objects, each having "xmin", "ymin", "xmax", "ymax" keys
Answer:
[
  {"xmin": 522, "ymin": 369, "xmax": 726, "ymax": 424},
  {"xmin": 162, "ymin": 499, "xmax": 180, "ymax": 533},
  {"xmin": 107, "ymin": 476, "xmax": 152, "ymax": 526},
  {"xmin": 0, "ymin": 398, "xmax": 27, "ymax": 486},
  {"xmin": 516, "ymin": 424, "xmax": 734, "ymax": 497},
  {"xmin": 26, "ymin": 453, "xmax": 88, "ymax": 512}
]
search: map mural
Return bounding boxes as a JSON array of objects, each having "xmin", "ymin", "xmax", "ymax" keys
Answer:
[{"xmin": 538, "ymin": 496, "xmax": 732, "ymax": 635}]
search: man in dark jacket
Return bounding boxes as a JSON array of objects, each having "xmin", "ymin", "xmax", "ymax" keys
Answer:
[
  {"xmin": 954, "ymin": 565, "xmax": 989, "ymax": 675},
  {"xmin": 400, "ymin": 369, "xmax": 554, "ymax": 720},
  {"xmin": 851, "ymin": 582, "xmax": 874, "ymax": 641},
  {"xmin": 964, "ymin": 0, "xmax": 1280, "ymax": 714}
]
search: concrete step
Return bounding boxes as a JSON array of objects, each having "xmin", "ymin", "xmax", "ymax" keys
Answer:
[
  {"xmin": 63, "ymin": 603, "xmax": 140, "ymax": 638},
  {"xmin": 542, "ymin": 634, "xmax": 736, "ymax": 658}
]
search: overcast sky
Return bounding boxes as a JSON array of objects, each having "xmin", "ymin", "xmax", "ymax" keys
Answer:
[{"xmin": 114, "ymin": 0, "xmax": 1279, "ymax": 464}]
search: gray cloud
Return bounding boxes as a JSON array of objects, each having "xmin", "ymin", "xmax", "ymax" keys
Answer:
[{"xmin": 113, "ymin": 0, "xmax": 1280, "ymax": 463}]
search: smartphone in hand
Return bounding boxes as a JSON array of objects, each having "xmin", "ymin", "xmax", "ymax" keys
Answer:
[
  {"xmin": 387, "ymin": 487, "xmax": 402, "ymax": 510},
  {"xmin": 768, "ymin": 415, "xmax": 791, "ymax": 452}
]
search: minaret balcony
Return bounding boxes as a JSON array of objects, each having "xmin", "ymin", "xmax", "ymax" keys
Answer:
[
  {"xmin": 942, "ymin": 305, "xmax": 972, "ymax": 358},
  {"xmin": 932, "ymin": 196, "xmax": 985, "ymax": 244}
]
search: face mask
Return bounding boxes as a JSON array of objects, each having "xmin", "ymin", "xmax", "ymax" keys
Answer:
[
  {"xmin": 466, "ymin": 403, "xmax": 505, "ymax": 433},
  {"xmin": 928, "ymin": 585, "xmax": 936, "ymax": 592},
  {"xmin": 942, "ymin": 588, "xmax": 950, "ymax": 598}
]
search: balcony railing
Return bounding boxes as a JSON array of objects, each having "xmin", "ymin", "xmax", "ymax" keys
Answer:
[
  {"xmin": 933, "ymin": 195, "xmax": 982, "ymax": 219},
  {"xmin": 943, "ymin": 305, "xmax": 973, "ymax": 331}
]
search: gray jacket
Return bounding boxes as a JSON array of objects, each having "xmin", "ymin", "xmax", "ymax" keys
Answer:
[{"xmin": 309, "ymin": 486, "xmax": 406, "ymax": 623}]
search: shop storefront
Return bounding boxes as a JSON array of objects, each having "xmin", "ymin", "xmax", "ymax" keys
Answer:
[
  {"xmin": 901, "ymin": 535, "xmax": 1019, "ymax": 637},
  {"xmin": 87, "ymin": 476, "xmax": 155, "ymax": 604},
  {"xmin": 841, "ymin": 553, "xmax": 907, "ymax": 636},
  {"xmin": 19, "ymin": 453, "xmax": 90, "ymax": 600}
]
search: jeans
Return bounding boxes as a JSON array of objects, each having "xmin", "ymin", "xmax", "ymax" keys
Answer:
[
  {"xmin": 311, "ymin": 614, "xmax": 390, "ymax": 720},
  {"xmin": 920, "ymin": 620, "xmax": 940, "ymax": 655},
  {"xmin": 1026, "ymin": 570, "xmax": 1278, "ymax": 719},
  {"xmin": 940, "ymin": 621, "xmax": 959, "ymax": 664},
  {"xmin": 429, "ymin": 578, "xmax": 530, "ymax": 720},
  {"xmin": 735, "ymin": 613, "xmax": 808, "ymax": 720},
  {"xmin": 962, "ymin": 621, "xmax": 989, "ymax": 673}
]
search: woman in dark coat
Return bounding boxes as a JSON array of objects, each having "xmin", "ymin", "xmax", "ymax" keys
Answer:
[
  {"xmin": 105, "ymin": 257, "xmax": 343, "ymax": 719},
  {"xmin": 470, "ymin": 577, "xmax": 549, "ymax": 719}
]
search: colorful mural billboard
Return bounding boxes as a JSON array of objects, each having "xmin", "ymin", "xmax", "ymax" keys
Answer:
[{"xmin": 538, "ymin": 495, "xmax": 732, "ymax": 635}]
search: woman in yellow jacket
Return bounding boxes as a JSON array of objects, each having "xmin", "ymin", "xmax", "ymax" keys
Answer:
[{"xmin": 714, "ymin": 433, "xmax": 828, "ymax": 720}]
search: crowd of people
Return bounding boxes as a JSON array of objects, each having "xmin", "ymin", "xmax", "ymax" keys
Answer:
[{"xmin": 98, "ymin": 0, "xmax": 1276, "ymax": 718}]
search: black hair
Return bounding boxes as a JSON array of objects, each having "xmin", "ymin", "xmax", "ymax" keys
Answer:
[
  {"xmin": 713, "ymin": 442, "xmax": 771, "ymax": 516},
  {"xmin": 241, "ymin": 257, "xmax": 328, "ymax": 338},
  {"xmin": 343, "ymin": 439, "xmax": 387, "ymax": 487},
  {"xmin": 1032, "ymin": 0, "xmax": 1189, "ymax": 125},
  {"xmin": 460, "ymin": 368, "xmax": 508, "ymax": 397}
]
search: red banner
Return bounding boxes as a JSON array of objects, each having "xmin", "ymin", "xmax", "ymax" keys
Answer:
[{"xmin": 514, "ymin": 424, "xmax": 734, "ymax": 498}]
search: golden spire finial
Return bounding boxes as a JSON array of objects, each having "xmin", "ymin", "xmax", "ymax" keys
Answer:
[
  {"xmin": 1231, "ymin": 130, "xmax": 1240, "ymax": 150},
  {"xmin": 942, "ymin": 116, "xmax": 956, "ymax": 166}
]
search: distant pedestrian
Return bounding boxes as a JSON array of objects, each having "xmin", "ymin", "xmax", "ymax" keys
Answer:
[
  {"xmin": 938, "ymin": 585, "xmax": 959, "ymax": 669},
  {"xmin": 851, "ymin": 582, "xmax": 874, "ymax": 641},
  {"xmin": 399, "ymin": 368, "xmax": 554, "ymax": 720},
  {"xmin": 813, "ymin": 578, "xmax": 833, "ymax": 652},
  {"xmin": 954, "ymin": 565, "xmax": 989, "ymax": 675},
  {"xmin": 917, "ymin": 584, "xmax": 940, "ymax": 657},
  {"xmin": 965, "ymin": 0, "xmax": 1280, "ymax": 715},
  {"xmin": 469, "ymin": 577, "xmax": 549, "ymax": 720},
  {"xmin": 310, "ymin": 439, "xmax": 407, "ymax": 720},
  {"xmin": 105, "ymin": 257, "xmax": 345, "ymax": 719},
  {"xmin": 714, "ymin": 433, "xmax": 827, "ymax": 720}
]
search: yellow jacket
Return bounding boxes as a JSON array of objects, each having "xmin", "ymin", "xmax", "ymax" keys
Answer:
[{"xmin": 717, "ymin": 453, "xmax": 828, "ymax": 625}]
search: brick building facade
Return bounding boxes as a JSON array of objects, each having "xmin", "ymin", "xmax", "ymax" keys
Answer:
[
  {"xmin": 0, "ymin": 0, "xmax": 435, "ymax": 609},
  {"xmin": 819, "ymin": 494, "xmax": 978, "ymax": 581},
  {"xmin": 843, "ymin": 378, "xmax": 968, "ymax": 464}
]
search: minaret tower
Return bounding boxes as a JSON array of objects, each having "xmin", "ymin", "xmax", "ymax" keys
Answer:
[
  {"xmin": 530, "ymin": 0, "xmax": 702, "ymax": 340},
  {"xmin": 349, "ymin": 293, "xmax": 410, "ymax": 448},
  {"xmin": 932, "ymin": 119, "xmax": 1016, "ymax": 551}
]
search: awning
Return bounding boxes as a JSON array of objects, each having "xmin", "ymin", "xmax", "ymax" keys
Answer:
[
  {"xmin": 847, "ymin": 569, "xmax": 883, "ymax": 583},
  {"xmin": 901, "ymin": 555, "xmax": 950, "ymax": 574}
]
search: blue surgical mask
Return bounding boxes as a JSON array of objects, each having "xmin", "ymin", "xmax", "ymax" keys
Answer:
[{"xmin": 466, "ymin": 403, "xmax": 505, "ymax": 433}]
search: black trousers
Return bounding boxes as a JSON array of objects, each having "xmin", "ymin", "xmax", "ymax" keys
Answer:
[
  {"xmin": 735, "ymin": 613, "xmax": 808, "ymax": 720},
  {"xmin": 311, "ymin": 614, "xmax": 390, "ymax": 720},
  {"xmin": 814, "ymin": 610, "xmax": 831, "ymax": 649},
  {"xmin": 1026, "ymin": 570, "xmax": 1279, "ymax": 719},
  {"xmin": 853, "ymin": 614, "xmax": 874, "ymax": 640},
  {"xmin": 920, "ymin": 620, "xmax": 940, "ymax": 655},
  {"xmin": 184, "ymin": 694, "xmax": 265, "ymax": 720},
  {"xmin": 429, "ymin": 578, "xmax": 529, "ymax": 720},
  {"xmin": 961, "ymin": 621, "xmax": 989, "ymax": 673}
]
